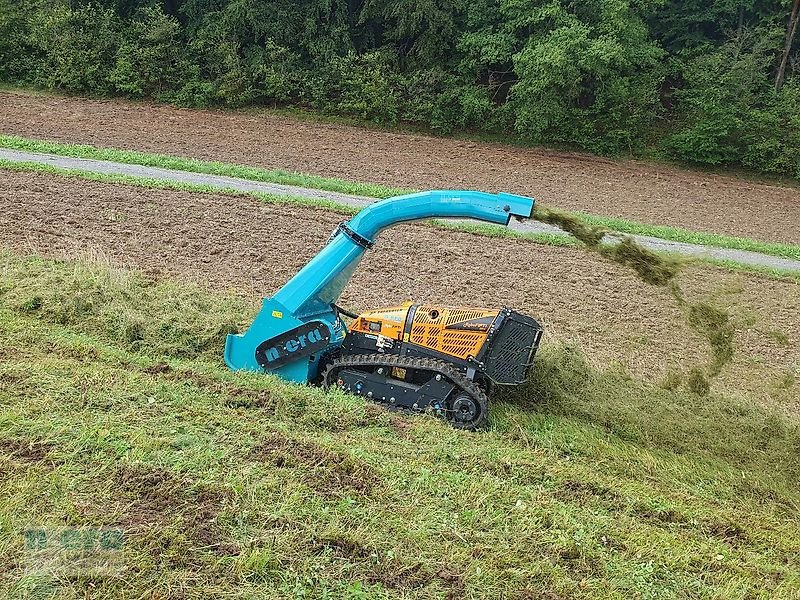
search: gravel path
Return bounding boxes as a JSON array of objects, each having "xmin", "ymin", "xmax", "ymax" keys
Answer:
[{"xmin": 2, "ymin": 148, "xmax": 799, "ymax": 272}]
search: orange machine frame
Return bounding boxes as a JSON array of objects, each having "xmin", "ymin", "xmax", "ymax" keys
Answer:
[{"xmin": 349, "ymin": 303, "xmax": 501, "ymax": 361}]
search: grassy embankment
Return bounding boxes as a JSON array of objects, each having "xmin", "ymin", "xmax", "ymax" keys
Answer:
[
  {"xmin": 2, "ymin": 134, "xmax": 800, "ymax": 263},
  {"xmin": 1, "ymin": 252, "xmax": 798, "ymax": 599}
]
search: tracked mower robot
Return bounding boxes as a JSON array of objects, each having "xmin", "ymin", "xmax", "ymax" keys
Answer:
[{"xmin": 225, "ymin": 190, "xmax": 543, "ymax": 429}]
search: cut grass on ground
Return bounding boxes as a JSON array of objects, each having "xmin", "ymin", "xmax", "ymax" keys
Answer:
[
  {"xmin": 2, "ymin": 159, "xmax": 800, "ymax": 284},
  {"xmin": 0, "ymin": 252, "xmax": 798, "ymax": 599},
  {"xmin": 2, "ymin": 134, "xmax": 799, "ymax": 262}
]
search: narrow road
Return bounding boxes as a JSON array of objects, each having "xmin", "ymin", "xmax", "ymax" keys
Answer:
[{"xmin": 2, "ymin": 148, "xmax": 798, "ymax": 272}]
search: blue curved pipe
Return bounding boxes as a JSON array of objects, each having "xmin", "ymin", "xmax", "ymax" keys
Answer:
[
  {"xmin": 274, "ymin": 190, "xmax": 533, "ymax": 316},
  {"xmin": 348, "ymin": 190, "xmax": 533, "ymax": 240},
  {"xmin": 225, "ymin": 190, "xmax": 534, "ymax": 380}
]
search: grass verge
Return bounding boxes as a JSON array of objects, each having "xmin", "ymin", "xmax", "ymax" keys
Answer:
[
  {"xmin": 0, "ymin": 158, "xmax": 360, "ymax": 215},
  {"xmin": 432, "ymin": 218, "xmax": 800, "ymax": 282},
  {"xmin": 2, "ymin": 134, "xmax": 799, "ymax": 262},
  {"xmin": 576, "ymin": 212, "xmax": 800, "ymax": 262},
  {"xmin": 0, "ymin": 252, "xmax": 799, "ymax": 599},
  {"xmin": 0, "ymin": 134, "xmax": 411, "ymax": 199}
]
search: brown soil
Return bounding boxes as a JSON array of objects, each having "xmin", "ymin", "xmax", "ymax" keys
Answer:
[
  {"xmin": 252, "ymin": 433, "xmax": 342, "ymax": 468},
  {"xmin": 252, "ymin": 432, "xmax": 381, "ymax": 498},
  {"xmin": 0, "ymin": 438, "xmax": 58, "ymax": 465},
  {"xmin": 1, "ymin": 90, "xmax": 800, "ymax": 245},
  {"xmin": 0, "ymin": 170, "xmax": 797, "ymax": 410},
  {"xmin": 146, "ymin": 366, "xmax": 274, "ymax": 409},
  {"xmin": 114, "ymin": 463, "xmax": 239, "ymax": 556}
]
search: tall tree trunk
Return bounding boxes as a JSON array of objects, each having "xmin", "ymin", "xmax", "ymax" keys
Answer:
[
  {"xmin": 776, "ymin": 0, "xmax": 800, "ymax": 90},
  {"xmin": 737, "ymin": 5, "xmax": 744, "ymax": 37}
]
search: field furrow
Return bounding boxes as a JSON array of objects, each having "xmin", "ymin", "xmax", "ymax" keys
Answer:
[{"xmin": 2, "ymin": 90, "xmax": 799, "ymax": 245}]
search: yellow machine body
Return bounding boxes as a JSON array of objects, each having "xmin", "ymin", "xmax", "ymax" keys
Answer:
[
  {"xmin": 349, "ymin": 303, "xmax": 502, "ymax": 361},
  {"xmin": 336, "ymin": 300, "xmax": 543, "ymax": 429}
]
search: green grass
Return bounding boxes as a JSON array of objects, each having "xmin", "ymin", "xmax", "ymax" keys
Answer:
[
  {"xmin": 691, "ymin": 257, "xmax": 800, "ymax": 283},
  {"xmin": 0, "ymin": 252, "xmax": 799, "ymax": 599},
  {"xmin": 2, "ymin": 158, "xmax": 799, "ymax": 284},
  {"xmin": 0, "ymin": 158, "xmax": 360, "ymax": 215},
  {"xmin": 430, "ymin": 219, "xmax": 582, "ymax": 248},
  {"xmin": 2, "ymin": 134, "xmax": 799, "ymax": 262}
]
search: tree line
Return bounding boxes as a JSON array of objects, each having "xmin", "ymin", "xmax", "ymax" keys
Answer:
[{"xmin": 1, "ymin": 0, "xmax": 799, "ymax": 178}]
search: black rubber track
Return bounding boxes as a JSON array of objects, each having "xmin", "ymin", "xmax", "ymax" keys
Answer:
[{"xmin": 321, "ymin": 353, "xmax": 490, "ymax": 430}]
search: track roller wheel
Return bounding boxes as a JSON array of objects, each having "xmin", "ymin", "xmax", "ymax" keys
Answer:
[{"xmin": 448, "ymin": 388, "xmax": 488, "ymax": 430}]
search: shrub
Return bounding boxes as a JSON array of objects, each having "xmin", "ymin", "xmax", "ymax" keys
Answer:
[
  {"xmin": 312, "ymin": 50, "xmax": 402, "ymax": 124},
  {"xmin": 664, "ymin": 29, "xmax": 800, "ymax": 177},
  {"xmin": 109, "ymin": 7, "xmax": 180, "ymax": 98},
  {"xmin": 27, "ymin": 3, "xmax": 120, "ymax": 94},
  {"xmin": 508, "ymin": 1, "xmax": 665, "ymax": 153}
]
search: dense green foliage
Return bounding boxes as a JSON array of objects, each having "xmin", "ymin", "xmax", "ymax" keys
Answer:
[{"xmin": 2, "ymin": 0, "xmax": 800, "ymax": 176}]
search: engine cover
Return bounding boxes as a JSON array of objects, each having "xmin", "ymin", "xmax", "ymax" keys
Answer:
[{"xmin": 343, "ymin": 303, "xmax": 543, "ymax": 385}]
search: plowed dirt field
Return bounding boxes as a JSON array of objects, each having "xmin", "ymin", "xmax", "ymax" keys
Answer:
[
  {"xmin": 2, "ymin": 90, "xmax": 800, "ymax": 245},
  {"xmin": 1, "ymin": 169, "xmax": 797, "ymax": 410}
]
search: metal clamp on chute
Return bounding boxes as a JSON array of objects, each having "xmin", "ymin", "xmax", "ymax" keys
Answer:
[{"xmin": 336, "ymin": 221, "xmax": 375, "ymax": 250}]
